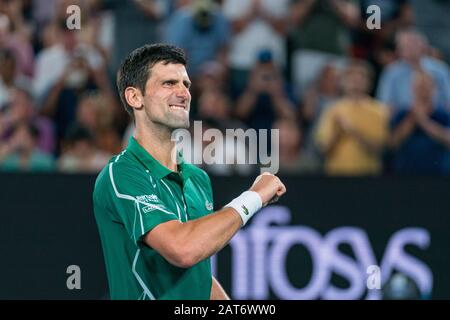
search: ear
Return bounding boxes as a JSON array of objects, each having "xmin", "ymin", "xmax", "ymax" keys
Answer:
[{"xmin": 124, "ymin": 87, "xmax": 144, "ymax": 111}]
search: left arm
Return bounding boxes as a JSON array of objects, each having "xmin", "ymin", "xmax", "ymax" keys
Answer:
[
  {"xmin": 268, "ymin": 77, "xmax": 296, "ymax": 119},
  {"xmin": 338, "ymin": 115, "xmax": 385, "ymax": 155},
  {"xmin": 347, "ymin": 127, "xmax": 385, "ymax": 155},
  {"xmin": 327, "ymin": 0, "xmax": 360, "ymax": 28},
  {"xmin": 416, "ymin": 115, "xmax": 450, "ymax": 148},
  {"xmin": 260, "ymin": 11, "xmax": 288, "ymax": 35},
  {"xmin": 210, "ymin": 276, "xmax": 230, "ymax": 300}
]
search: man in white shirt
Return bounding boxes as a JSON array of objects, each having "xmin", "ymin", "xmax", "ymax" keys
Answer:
[
  {"xmin": 222, "ymin": 0, "xmax": 289, "ymax": 95},
  {"xmin": 33, "ymin": 21, "xmax": 104, "ymax": 102}
]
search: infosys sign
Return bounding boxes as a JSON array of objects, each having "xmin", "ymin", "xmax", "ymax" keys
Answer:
[{"xmin": 212, "ymin": 206, "xmax": 433, "ymax": 300}]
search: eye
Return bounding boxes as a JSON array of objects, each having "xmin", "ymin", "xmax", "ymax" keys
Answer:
[{"xmin": 163, "ymin": 80, "xmax": 176, "ymax": 87}]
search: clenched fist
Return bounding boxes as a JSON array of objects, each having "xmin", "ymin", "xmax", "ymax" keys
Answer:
[{"xmin": 250, "ymin": 172, "xmax": 286, "ymax": 206}]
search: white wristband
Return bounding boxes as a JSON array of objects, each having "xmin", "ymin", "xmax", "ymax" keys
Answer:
[{"xmin": 225, "ymin": 191, "xmax": 262, "ymax": 226}]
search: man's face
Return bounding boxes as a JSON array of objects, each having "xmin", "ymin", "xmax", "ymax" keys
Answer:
[
  {"xmin": 343, "ymin": 66, "xmax": 369, "ymax": 95},
  {"xmin": 397, "ymin": 32, "xmax": 425, "ymax": 62},
  {"xmin": 10, "ymin": 89, "xmax": 33, "ymax": 121},
  {"xmin": 141, "ymin": 62, "xmax": 191, "ymax": 130}
]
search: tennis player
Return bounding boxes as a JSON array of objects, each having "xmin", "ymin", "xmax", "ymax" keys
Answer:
[{"xmin": 93, "ymin": 43, "xmax": 286, "ymax": 300}]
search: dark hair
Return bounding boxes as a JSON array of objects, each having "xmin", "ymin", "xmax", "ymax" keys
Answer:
[
  {"xmin": 13, "ymin": 121, "xmax": 39, "ymax": 140},
  {"xmin": 116, "ymin": 43, "xmax": 187, "ymax": 119},
  {"xmin": 345, "ymin": 59, "xmax": 375, "ymax": 86},
  {"xmin": 0, "ymin": 48, "xmax": 16, "ymax": 64},
  {"xmin": 65, "ymin": 123, "xmax": 94, "ymax": 144}
]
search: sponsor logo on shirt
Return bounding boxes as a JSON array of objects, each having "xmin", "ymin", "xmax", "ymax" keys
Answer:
[
  {"xmin": 136, "ymin": 194, "xmax": 160, "ymax": 204},
  {"xmin": 205, "ymin": 200, "xmax": 213, "ymax": 211},
  {"xmin": 142, "ymin": 204, "xmax": 160, "ymax": 213}
]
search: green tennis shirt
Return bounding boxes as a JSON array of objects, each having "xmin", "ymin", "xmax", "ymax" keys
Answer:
[{"xmin": 93, "ymin": 137, "xmax": 214, "ymax": 300}]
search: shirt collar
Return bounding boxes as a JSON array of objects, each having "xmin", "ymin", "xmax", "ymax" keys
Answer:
[
  {"xmin": 127, "ymin": 136, "xmax": 192, "ymax": 182},
  {"xmin": 127, "ymin": 136, "xmax": 171, "ymax": 179}
]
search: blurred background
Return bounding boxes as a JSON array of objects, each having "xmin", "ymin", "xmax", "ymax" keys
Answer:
[{"xmin": 0, "ymin": 0, "xmax": 449, "ymax": 300}]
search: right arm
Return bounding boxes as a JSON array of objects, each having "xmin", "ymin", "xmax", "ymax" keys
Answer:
[
  {"xmin": 315, "ymin": 107, "xmax": 341, "ymax": 157},
  {"xmin": 144, "ymin": 207, "xmax": 242, "ymax": 268},
  {"xmin": 327, "ymin": 0, "xmax": 360, "ymax": 28},
  {"xmin": 289, "ymin": 0, "xmax": 316, "ymax": 26},
  {"xmin": 39, "ymin": 76, "xmax": 66, "ymax": 118},
  {"xmin": 230, "ymin": 11, "xmax": 256, "ymax": 34},
  {"xmin": 235, "ymin": 90, "xmax": 258, "ymax": 120},
  {"xmin": 144, "ymin": 173, "xmax": 286, "ymax": 268},
  {"xmin": 234, "ymin": 69, "xmax": 263, "ymax": 120},
  {"xmin": 227, "ymin": 0, "xmax": 258, "ymax": 34}
]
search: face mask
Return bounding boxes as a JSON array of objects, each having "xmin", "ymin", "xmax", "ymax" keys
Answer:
[{"xmin": 65, "ymin": 69, "xmax": 88, "ymax": 89}]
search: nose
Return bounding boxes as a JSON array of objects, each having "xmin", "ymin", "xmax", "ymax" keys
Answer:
[{"xmin": 176, "ymin": 84, "xmax": 190, "ymax": 101}]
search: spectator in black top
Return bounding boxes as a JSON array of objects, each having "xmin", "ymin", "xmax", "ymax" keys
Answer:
[{"xmin": 389, "ymin": 70, "xmax": 450, "ymax": 174}]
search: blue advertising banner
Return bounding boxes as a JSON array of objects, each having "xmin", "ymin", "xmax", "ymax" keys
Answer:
[{"xmin": 0, "ymin": 174, "xmax": 448, "ymax": 299}]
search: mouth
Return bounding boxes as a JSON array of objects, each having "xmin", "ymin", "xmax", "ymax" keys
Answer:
[{"xmin": 169, "ymin": 104, "xmax": 187, "ymax": 111}]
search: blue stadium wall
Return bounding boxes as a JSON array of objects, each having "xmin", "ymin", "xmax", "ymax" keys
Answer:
[{"xmin": 0, "ymin": 174, "xmax": 449, "ymax": 299}]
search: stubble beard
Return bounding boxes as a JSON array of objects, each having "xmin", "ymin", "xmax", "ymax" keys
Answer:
[{"xmin": 145, "ymin": 107, "xmax": 190, "ymax": 134}]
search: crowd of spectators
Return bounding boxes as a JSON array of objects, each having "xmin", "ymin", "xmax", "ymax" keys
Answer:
[{"xmin": 0, "ymin": 0, "xmax": 449, "ymax": 176}]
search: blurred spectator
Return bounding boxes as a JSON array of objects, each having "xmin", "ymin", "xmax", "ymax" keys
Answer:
[
  {"xmin": 287, "ymin": 0, "xmax": 360, "ymax": 93},
  {"xmin": 34, "ymin": 0, "xmax": 81, "ymax": 53},
  {"xmin": 190, "ymin": 61, "xmax": 228, "ymax": 112},
  {"xmin": 235, "ymin": 50, "xmax": 295, "ymax": 131},
  {"xmin": 38, "ymin": 20, "xmax": 59, "ymax": 49},
  {"xmin": 351, "ymin": 0, "xmax": 414, "ymax": 70},
  {"xmin": 0, "ymin": 121, "xmax": 55, "ymax": 172},
  {"xmin": 164, "ymin": 0, "xmax": 230, "ymax": 77},
  {"xmin": 376, "ymin": 28, "xmax": 450, "ymax": 112},
  {"xmin": 32, "ymin": 0, "xmax": 57, "ymax": 29},
  {"xmin": 0, "ymin": 48, "xmax": 30, "ymax": 108},
  {"xmin": 182, "ymin": 88, "xmax": 252, "ymax": 175},
  {"xmin": 315, "ymin": 59, "xmax": 389, "ymax": 175},
  {"xmin": 389, "ymin": 70, "xmax": 450, "ymax": 175},
  {"xmin": 36, "ymin": 21, "xmax": 114, "ymax": 150},
  {"xmin": 195, "ymin": 61, "xmax": 227, "ymax": 94},
  {"xmin": 351, "ymin": 0, "xmax": 414, "ymax": 95},
  {"xmin": 76, "ymin": 0, "xmax": 115, "ymax": 64},
  {"xmin": 0, "ymin": 86, "xmax": 55, "ymax": 153},
  {"xmin": 222, "ymin": 0, "xmax": 289, "ymax": 96},
  {"xmin": 39, "ymin": 51, "xmax": 108, "ymax": 148},
  {"xmin": 102, "ymin": 0, "xmax": 167, "ymax": 76},
  {"xmin": 412, "ymin": 0, "xmax": 450, "ymax": 64},
  {"xmin": 58, "ymin": 123, "xmax": 111, "ymax": 173},
  {"xmin": 197, "ymin": 88, "xmax": 244, "ymax": 129},
  {"xmin": 180, "ymin": 118, "xmax": 255, "ymax": 176},
  {"xmin": 76, "ymin": 92, "xmax": 121, "ymax": 154},
  {"xmin": 300, "ymin": 63, "xmax": 341, "ymax": 133},
  {"xmin": 273, "ymin": 117, "xmax": 319, "ymax": 174},
  {"xmin": 0, "ymin": 5, "xmax": 34, "ymax": 77},
  {"xmin": 33, "ymin": 19, "xmax": 106, "ymax": 101},
  {"xmin": 299, "ymin": 63, "xmax": 341, "ymax": 166}
]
